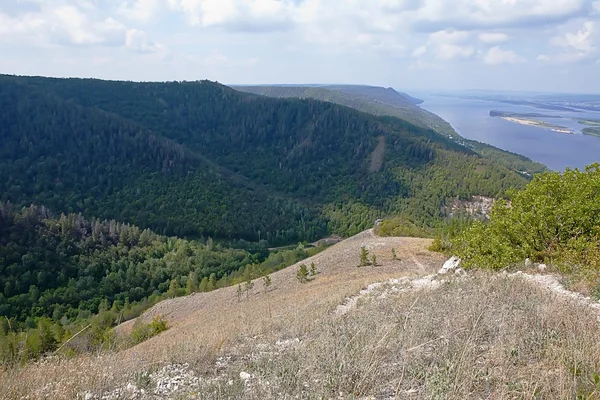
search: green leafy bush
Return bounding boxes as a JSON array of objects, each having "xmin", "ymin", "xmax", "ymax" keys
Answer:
[
  {"xmin": 452, "ymin": 164, "xmax": 600, "ymax": 272},
  {"xmin": 131, "ymin": 315, "xmax": 169, "ymax": 344}
]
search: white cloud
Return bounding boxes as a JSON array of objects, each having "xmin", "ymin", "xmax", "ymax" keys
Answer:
[
  {"xmin": 0, "ymin": 1, "xmax": 164, "ymax": 53},
  {"xmin": 417, "ymin": 29, "xmax": 473, "ymax": 61},
  {"xmin": 429, "ymin": 30, "xmax": 470, "ymax": 44},
  {"xmin": 483, "ymin": 46, "xmax": 525, "ymax": 65},
  {"xmin": 118, "ymin": 0, "xmax": 163, "ymax": 22},
  {"xmin": 479, "ymin": 33, "xmax": 509, "ymax": 43},
  {"xmin": 412, "ymin": 45, "xmax": 427, "ymax": 57},
  {"xmin": 551, "ymin": 20, "xmax": 595, "ymax": 54},
  {"xmin": 412, "ymin": 0, "xmax": 588, "ymax": 30},
  {"xmin": 167, "ymin": 0, "xmax": 292, "ymax": 30},
  {"xmin": 125, "ymin": 29, "xmax": 166, "ymax": 53},
  {"xmin": 545, "ymin": 20, "xmax": 597, "ymax": 63},
  {"xmin": 437, "ymin": 43, "xmax": 475, "ymax": 60},
  {"xmin": 537, "ymin": 52, "xmax": 588, "ymax": 64}
]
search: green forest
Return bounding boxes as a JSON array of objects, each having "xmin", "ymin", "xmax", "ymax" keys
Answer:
[
  {"xmin": 1, "ymin": 75, "xmax": 530, "ymax": 243},
  {"xmin": 236, "ymin": 85, "xmax": 547, "ymax": 175},
  {"xmin": 0, "ymin": 202, "xmax": 324, "ymax": 363}
]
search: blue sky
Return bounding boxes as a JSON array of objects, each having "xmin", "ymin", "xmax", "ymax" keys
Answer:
[{"xmin": 1, "ymin": 0, "xmax": 599, "ymax": 93}]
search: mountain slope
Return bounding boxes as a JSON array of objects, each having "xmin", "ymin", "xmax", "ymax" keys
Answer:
[
  {"xmin": 1, "ymin": 75, "xmax": 529, "ymax": 241},
  {"xmin": 235, "ymin": 85, "xmax": 547, "ymax": 175},
  {"xmin": 5, "ymin": 231, "xmax": 600, "ymax": 399},
  {"xmin": 0, "ymin": 78, "xmax": 315, "ymax": 242}
]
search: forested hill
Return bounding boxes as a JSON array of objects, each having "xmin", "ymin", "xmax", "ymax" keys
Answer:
[
  {"xmin": 235, "ymin": 85, "xmax": 547, "ymax": 175},
  {"xmin": 1, "ymin": 74, "xmax": 528, "ymax": 243}
]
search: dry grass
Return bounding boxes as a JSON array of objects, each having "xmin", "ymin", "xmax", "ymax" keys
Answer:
[{"xmin": 2, "ymin": 231, "xmax": 600, "ymax": 399}]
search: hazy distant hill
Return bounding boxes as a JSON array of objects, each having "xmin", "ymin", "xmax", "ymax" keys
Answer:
[{"xmin": 235, "ymin": 85, "xmax": 547, "ymax": 175}]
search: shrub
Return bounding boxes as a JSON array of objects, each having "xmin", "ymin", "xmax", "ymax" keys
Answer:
[
  {"xmin": 452, "ymin": 164, "xmax": 600, "ymax": 273},
  {"xmin": 131, "ymin": 315, "xmax": 169, "ymax": 344}
]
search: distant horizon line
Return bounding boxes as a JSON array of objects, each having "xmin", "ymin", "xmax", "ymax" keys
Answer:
[{"xmin": 1, "ymin": 72, "xmax": 598, "ymax": 96}]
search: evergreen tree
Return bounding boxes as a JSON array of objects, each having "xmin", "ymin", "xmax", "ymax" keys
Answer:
[
  {"xmin": 186, "ymin": 272, "xmax": 198, "ymax": 294},
  {"xmin": 359, "ymin": 247, "xmax": 370, "ymax": 267},
  {"xmin": 167, "ymin": 279, "xmax": 180, "ymax": 298},
  {"xmin": 207, "ymin": 273, "xmax": 217, "ymax": 292},
  {"xmin": 310, "ymin": 262, "xmax": 317, "ymax": 276},
  {"xmin": 198, "ymin": 277, "xmax": 209, "ymax": 293},
  {"xmin": 297, "ymin": 264, "xmax": 309, "ymax": 283},
  {"xmin": 244, "ymin": 279, "xmax": 254, "ymax": 296},
  {"xmin": 391, "ymin": 248, "xmax": 397, "ymax": 260},
  {"xmin": 263, "ymin": 275, "xmax": 272, "ymax": 292}
]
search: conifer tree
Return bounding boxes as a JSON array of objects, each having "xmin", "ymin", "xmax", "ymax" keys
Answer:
[
  {"xmin": 310, "ymin": 262, "xmax": 317, "ymax": 276},
  {"xmin": 391, "ymin": 248, "xmax": 397, "ymax": 260},
  {"xmin": 297, "ymin": 264, "xmax": 309, "ymax": 283},
  {"xmin": 244, "ymin": 279, "xmax": 254, "ymax": 296},
  {"xmin": 186, "ymin": 271, "xmax": 198, "ymax": 294},
  {"xmin": 371, "ymin": 254, "xmax": 378, "ymax": 267},
  {"xmin": 263, "ymin": 275, "xmax": 272, "ymax": 292},
  {"xmin": 236, "ymin": 284, "xmax": 243, "ymax": 302},
  {"xmin": 207, "ymin": 273, "xmax": 217, "ymax": 292},
  {"xmin": 167, "ymin": 279, "xmax": 180, "ymax": 298},
  {"xmin": 359, "ymin": 247, "xmax": 370, "ymax": 267},
  {"xmin": 198, "ymin": 277, "xmax": 208, "ymax": 292}
]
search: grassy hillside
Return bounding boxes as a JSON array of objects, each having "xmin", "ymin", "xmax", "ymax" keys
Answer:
[
  {"xmin": 1, "ymin": 75, "xmax": 529, "ymax": 241},
  {"xmin": 236, "ymin": 85, "xmax": 547, "ymax": 175},
  {"xmin": 4, "ymin": 231, "xmax": 600, "ymax": 399}
]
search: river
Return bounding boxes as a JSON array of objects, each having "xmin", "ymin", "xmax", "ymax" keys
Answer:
[{"xmin": 417, "ymin": 94, "xmax": 600, "ymax": 171}]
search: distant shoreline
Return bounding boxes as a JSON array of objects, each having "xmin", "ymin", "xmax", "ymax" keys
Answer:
[{"xmin": 497, "ymin": 116, "xmax": 574, "ymax": 134}]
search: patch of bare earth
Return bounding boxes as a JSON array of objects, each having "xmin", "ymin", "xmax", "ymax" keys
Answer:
[
  {"xmin": 4, "ymin": 231, "xmax": 600, "ymax": 399},
  {"xmin": 369, "ymin": 136, "xmax": 386, "ymax": 173}
]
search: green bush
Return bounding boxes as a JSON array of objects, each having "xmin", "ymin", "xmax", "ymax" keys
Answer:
[
  {"xmin": 452, "ymin": 164, "xmax": 600, "ymax": 271},
  {"xmin": 131, "ymin": 315, "xmax": 169, "ymax": 344},
  {"xmin": 376, "ymin": 217, "xmax": 431, "ymax": 238}
]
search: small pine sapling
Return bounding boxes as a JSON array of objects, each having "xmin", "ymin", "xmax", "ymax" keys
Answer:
[
  {"xmin": 391, "ymin": 248, "xmax": 397, "ymax": 260},
  {"xmin": 372, "ymin": 254, "xmax": 378, "ymax": 267},
  {"xmin": 359, "ymin": 246, "xmax": 370, "ymax": 267},
  {"xmin": 236, "ymin": 284, "xmax": 243, "ymax": 302},
  {"xmin": 297, "ymin": 264, "xmax": 309, "ymax": 283},
  {"xmin": 310, "ymin": 262, "xmax": 317, "ymax": 276},
  {"xmin": 244, "ymin": 279, "xmax": 254, "ymax": 297},
  {"xmin": 263, "ymin": 275, "xmax": 272, "ymax": 292}
]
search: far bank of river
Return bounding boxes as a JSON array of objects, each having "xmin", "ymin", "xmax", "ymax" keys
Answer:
[{"xmin": 417, "ymin": 94, "xmax": 600, "ymax": 171}]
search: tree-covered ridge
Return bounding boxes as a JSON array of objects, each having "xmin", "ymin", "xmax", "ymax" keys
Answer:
[
  {"xmin": 0, "ymin": 77, "xmax": 322, "ymax": 243},
  {"xmin": 235, "ymin": 84, "xmax": 547, "ymax": 175},
  {"xmin": 1, "ymin": 74, "xmax": 529, "ymax": 241}
]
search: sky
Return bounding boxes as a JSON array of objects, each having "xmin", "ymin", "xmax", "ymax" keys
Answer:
[{"xmin": 1, "ymin": 0, "xmax": 600, "ymax": 93}]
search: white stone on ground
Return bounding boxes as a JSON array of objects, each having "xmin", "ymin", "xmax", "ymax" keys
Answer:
[{"xmin": 438, "ymin": 256, "xmax": 461, "ymax": 275}]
